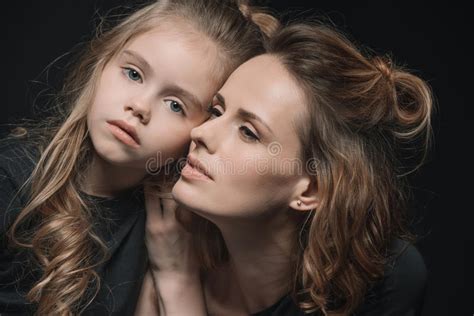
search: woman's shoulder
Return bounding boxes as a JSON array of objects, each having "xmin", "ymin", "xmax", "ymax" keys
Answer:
[
  {"xmin": 250, "ymin": 238, "xmax": 428, "ymax": 316},
  {"xmin": 385, "ymin": 238, "xmax": 428, "ymax": 291},
  {"xmin": 356, "ymin": 238, "xmax": 428, "ymax": 315}
]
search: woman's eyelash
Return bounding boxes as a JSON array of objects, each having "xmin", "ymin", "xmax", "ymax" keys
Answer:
[
  {"xmin": 239, "ymin": 126, "xmax": 259, "ymax": 141},
  {"xmin": 206, "ymin": 104, "xmax": 259, "ymax": 142},
  {"xmin": 206, "ymin": 104, "xmax": 222, "ymax": 117}
]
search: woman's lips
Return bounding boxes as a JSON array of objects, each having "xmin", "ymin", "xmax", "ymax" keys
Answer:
[
  {"xmin": 181, "ymin": 155, "xmax": 213, "ymax": 182},
  {"xmin": 106, "ymin": 120, "xmax": 140, "ymax": 148}
]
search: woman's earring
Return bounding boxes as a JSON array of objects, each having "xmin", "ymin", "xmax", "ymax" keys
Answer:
[{"xmin": 297, "ymin": 200, "xmax": 302, "ymax": 207}]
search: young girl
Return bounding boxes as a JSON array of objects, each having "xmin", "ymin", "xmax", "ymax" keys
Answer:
[
  {"xmin": 144, "ymin": 21, "xmax": 433, "ymax": 315},
  {"xmin": 0, "ymin": 1, "xmax": 278, "ymax": 315}
]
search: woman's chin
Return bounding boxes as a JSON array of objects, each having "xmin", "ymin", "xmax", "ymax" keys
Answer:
[
  {"xmin": 172, "ymin": 180, "xmax": 218, "ymax": 220},
  {"xmin": 172, "ymin": 178, "xmax": 197, "ymax": 208}
]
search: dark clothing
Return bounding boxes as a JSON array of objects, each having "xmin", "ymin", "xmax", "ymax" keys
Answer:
[
  {"xmin": 252, "ymin": 238, "xmax": 428, "ymax": 316},
  {"xmin": 0, "ymin": 139, "xmax": 147, "ymax": 315}
]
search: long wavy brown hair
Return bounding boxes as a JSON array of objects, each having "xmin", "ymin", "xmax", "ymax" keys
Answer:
[
  {"xmin": 7, "ymin": 1, "xmax": 278, "ymax": 315},
  {"xmin": 188, "ymin": 22, "xmax": 433, "ymax": 315}
]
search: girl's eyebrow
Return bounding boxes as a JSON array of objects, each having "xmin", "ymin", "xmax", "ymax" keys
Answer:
[
  {"xmin": 122, "ymin": 50, "xmax": 152, "ymax": 74},
  {"xmin": 162, "ymin": 85, "xmax": 202, "ymax": 111},
  {"xmin": 122, "ymin": 50, "xmax": 201, "ymax": 111}
]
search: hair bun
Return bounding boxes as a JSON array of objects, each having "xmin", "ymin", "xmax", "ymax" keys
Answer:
[
  {"xmin": 372, "ymin": 56, "xmax": 393, "ymax": 82},
  {"xmin": 391, "ymin": 70, "xmax": 433, "ymax": 140},
  {"xmin": 370, "ymin": 55, "xmax": 432, "ymax": 141}
]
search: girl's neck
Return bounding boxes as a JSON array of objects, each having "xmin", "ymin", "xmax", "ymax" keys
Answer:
[
  {"xmin": 81, "ymin": 152, "xmax": 146, "ymax": 198},
  {"xmin": 208, "ymin": 211, "xmax": 299, "ymax": 314}
]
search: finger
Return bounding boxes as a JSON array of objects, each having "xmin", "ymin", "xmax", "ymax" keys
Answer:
[
  {"xmin": 161, "ymin": 198, "xmax": 179, "ymax": 221},
  {"xmin": 144, "ymin": 185, "xmax": 164, "ymax": 220},
  {"xmin": 154, "ymin": 192, "xmax": 173, "ymax": 199}
]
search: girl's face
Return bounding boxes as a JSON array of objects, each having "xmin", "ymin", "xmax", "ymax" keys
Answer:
[
  {"xmin": 173, "ymin": 55, "xmax": 311, "ymax": 220},
  {"xmin": 87, "ymin": 25, "xmax": 220, "ymax": 173}
]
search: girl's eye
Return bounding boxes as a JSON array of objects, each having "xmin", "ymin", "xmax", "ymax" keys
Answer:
[
  {"xmin": 165, "ymin": 100, "xmax": 185, "ymax": 115},
  {"xmin": 206, "ymin": 105, "xmax": 223, "ymax": 119},
  {"xmin": 123, "ymin": 67, "xmax": 142, "ymax": 82},
  {"xmin": 239, "ymin": 125, "xmax": 259, "ymax": 142}
]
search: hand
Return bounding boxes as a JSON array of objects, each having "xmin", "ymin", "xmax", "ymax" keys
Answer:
[
  {"xmin": 144, "ymin": 183, "xmax": 198, "ymax": 276},
  {"xmin": 141, "ymin": 183, "xmax": 206, "ymax": 316}
]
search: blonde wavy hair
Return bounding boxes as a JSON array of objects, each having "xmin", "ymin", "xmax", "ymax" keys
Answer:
[
  {"xmin": 7, "ymin": 0, "xmax": 278, "ymax": 314},
  {"xmin": 187, "ymin": 22, "xmax": 433, "ymax": 315}
]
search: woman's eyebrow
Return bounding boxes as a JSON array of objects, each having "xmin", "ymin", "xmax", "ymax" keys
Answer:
[
  {"xmin": 215, "ymin": 92, "xmax": 274, "ymax": 135},
  {"xmin": 122, "ymin": 50, "xmax": 152, "ymax": 75},
  {"xmin": 215, "ymin": 92, "xmax": 226, "ymax": 109},
  {"xmin": 237, "ymin": 108, "xmax": 274, "ymax": 135}
]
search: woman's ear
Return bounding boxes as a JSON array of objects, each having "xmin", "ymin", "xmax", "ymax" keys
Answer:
[{"xmin": 289, "ymin": 175, "xmax": 319, "ymax": 212}]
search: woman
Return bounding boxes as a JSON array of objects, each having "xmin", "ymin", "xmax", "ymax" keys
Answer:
[
  {"xmin": 145, "ymin": 21, "xmax": 432, "ymax": 315},
  {"xmin": 0, "ymin": 1, "xmax": 278, "ymax": 314}
]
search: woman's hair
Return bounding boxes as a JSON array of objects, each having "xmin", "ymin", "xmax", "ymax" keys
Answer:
[
  {"xmin": 7, "ymin": 1, "xmax": 278, "ymax": 315},
  {"xmin": 188, "ymin": 22, "xmax": 433, "ymax": 315},
  {"xmin": 265, "ymin": 23, "xmax": 433, "ymax": 315}
]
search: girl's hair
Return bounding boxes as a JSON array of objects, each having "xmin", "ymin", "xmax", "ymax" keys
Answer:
[
  {"xmin": 7, "ymin": 1, "xmax": 278, "ymax": 315},
  {"xmin": 188, "ymin": 22, "xmax": 433, "ymax": 315}
]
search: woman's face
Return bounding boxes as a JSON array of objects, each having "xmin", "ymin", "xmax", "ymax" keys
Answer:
[
  {"xmin": 87, "ymin": 24, "xmax": 220, "ymax": 174},
  {"xmin": 173, "ymin": 54, "xmax": 310, "ymax": 220}
]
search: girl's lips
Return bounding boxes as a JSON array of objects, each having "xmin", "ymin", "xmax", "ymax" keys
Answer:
[
  {"xmin": 107, "ymin": 120, "xmax": 140, "ymax": 144},
  {"xmin": 106, "ymin": 121, "xmax": 140, "ymax": 148}
]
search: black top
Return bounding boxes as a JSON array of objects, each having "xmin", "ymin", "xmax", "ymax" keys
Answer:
[
  {"xmin": 251, "ymin": 238, "xmax": 428, "ymax": 316},
  {"xmin": 0, "ymin": 139, "xmax": 147, "ymax": 315}
]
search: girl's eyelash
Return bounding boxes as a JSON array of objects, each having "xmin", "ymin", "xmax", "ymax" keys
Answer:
[
  {"xmin": 166, "ymin": 100, "xmax": 186, "ymax": 116},
  {"xmin": 239, "ymin": 125, "xmax": 259, "ymax": 142},
  {"xmin": 123, "ymin": 67, "xmax": 143, "ymax": 83},
  {"xmin": 122, "ymin": 67, "xmax": 184, "ymax": 116}
]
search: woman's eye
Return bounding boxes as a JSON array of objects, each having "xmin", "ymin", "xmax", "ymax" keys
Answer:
[
  {"xmin": 166, "ymin": 100, "xmax": 185, "ymax": 115},
  {"xmin": 239, "ymin": 126, "xmax": 259, "ymax": 142},
  {"xmin": 123, "ymin": 68, "xmax": 142, "ymax": 82},
  {"xmin": 206, "ymin": 105, "xmax": 222, "ymax": 119}
]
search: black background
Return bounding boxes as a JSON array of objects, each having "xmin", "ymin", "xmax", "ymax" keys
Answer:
[{"xmin": 3, "ymin": 1, "xmax": 472, "ymax": 315}]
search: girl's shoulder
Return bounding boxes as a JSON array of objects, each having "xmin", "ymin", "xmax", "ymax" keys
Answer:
[
  {"xmin": 0, "ymin": 136, "xmax": 40, "ymax": 183},
  {"xmin": 0, "ymin": 136, "xmax": 41, "ymax": 234}
]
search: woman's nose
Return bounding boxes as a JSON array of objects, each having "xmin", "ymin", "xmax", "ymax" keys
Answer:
[{"xmin": 190, "ymin": 119, "xmax": 219, "ymax": 154}]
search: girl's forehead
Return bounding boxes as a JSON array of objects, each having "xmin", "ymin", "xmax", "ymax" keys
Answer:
[
  {"xmin": 125, "ymin": 21, "xmax": 221, "ymax": 72},
  {"xmin": 145, "ymin": 17, "xmax": 209, "ymax": 44},
  {"xmin": 110, "ymin": 25, "xmax": 222, "ymax": 113}
]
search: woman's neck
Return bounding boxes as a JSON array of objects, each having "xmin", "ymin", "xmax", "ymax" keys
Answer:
[
  {"xmin": 81, "ymin": 152, "xmax": 146, "ymax": 197},
  {"xmin": 209, "ymin": 211, "xmax": 299, "ymax": 314}
]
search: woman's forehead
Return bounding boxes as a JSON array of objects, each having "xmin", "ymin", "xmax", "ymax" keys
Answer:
[{"xmin": 220, "ymin": 55, "xmax": 306, "ymax": 124}]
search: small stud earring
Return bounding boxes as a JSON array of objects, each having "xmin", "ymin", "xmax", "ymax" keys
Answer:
[{"xmin": 297, "ymin": 200, "xmax": 302, "ymax": 206}]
